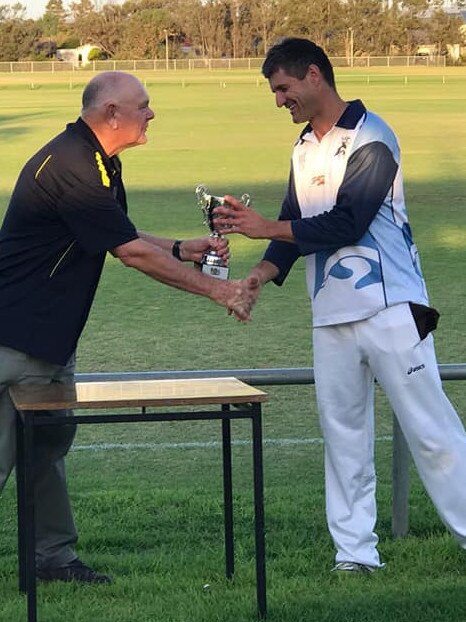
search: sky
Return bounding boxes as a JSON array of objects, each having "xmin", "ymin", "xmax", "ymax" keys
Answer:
[
  {"xmin": 4, "ymin": 0, "xmax": 462, "ymax": 20},
  {"xmin": 11, "ymin": 1, "xmax": 60, "ymax": 20},
  {"xmin": 5, "ymin": 1, "xmax": 69, "ymax": 20},
  {"xmin": 6, "ymin": 0, "xmax": 124, "ymax": 20},
  {"xmin": 0, "ymin": 0, "xmax": 364, "ymax": 21}
]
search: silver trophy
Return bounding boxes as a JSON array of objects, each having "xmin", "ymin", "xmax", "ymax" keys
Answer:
[{"xmin": 195, "ymin": 184, "xmax": 250, "ymax": 280}]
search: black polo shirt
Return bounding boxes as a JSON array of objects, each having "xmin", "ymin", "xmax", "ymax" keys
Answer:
[{"xmin": 0, "ymin": 118, "xmax": 138, "ymax": 365}]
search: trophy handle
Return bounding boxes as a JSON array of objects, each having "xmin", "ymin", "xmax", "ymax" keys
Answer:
[{"xmin": 195, "ymin": 184, "xmax": 208, "ymax": 203}]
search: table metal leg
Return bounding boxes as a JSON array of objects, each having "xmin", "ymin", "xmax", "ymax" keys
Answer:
[
  {"xmin": 16, "ymin": 411, "xmax": 26, "ymax": 594},
  {"xmin": 23, "ymin": 411, "xmax": 37, "ymax": 622},
  {"xmin": 251, "ymin": 406, "xmax": 266, "ymax": 618},
  {"xmin": 221, "ymin": 408, "xmax": 234, "ymax": 579}
]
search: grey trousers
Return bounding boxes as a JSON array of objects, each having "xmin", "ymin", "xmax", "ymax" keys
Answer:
[{"xmin": 0, "ymin": 345, "xmax": 78, "ymax": 569}]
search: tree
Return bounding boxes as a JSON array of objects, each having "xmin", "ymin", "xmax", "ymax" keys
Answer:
[
  {"xmin": 0, "ymin": 0, "xmax": 463, "ymax": 61},
  {"xmin": 116, "ymin": 5, "xmax": 173, "ymax": 58},
  {"xmin": 0, "ymin": 17, "xmax": 40, "ymax": 60},
  {"xmin": 44, "ymin": 0, "xmax": 68, "ymax": 26},
  {"xmin": 179, "ymin": 0, "xmax": 230, "ymax": 58},
  {"xmin": 249, "ymin": 0, "xmax": 279, "ymax": 55},
  {"xmin": 83, "ymin": 2, "xmax": 125, "ymax": 57},
  {"xmin": 69, "ymin": 0, "xmax": 97, "ymax": 45},
  {"xmin": 341, "ymin": 0, "xmax": 387, "ymax": 56},
  {"xmin": 39, "ymin": 0, "xmax": 69, "ymax": 47},
  {"xmin": 223, "ymin": 0, "xmax": 255, "ymax": 58},
  {"xmin": 429, "ymin": 8, "xmax": 463, "ymax": 54},
  {"xmin": 0, "ymin": 3, "xmax": 26, "ymax": 21},
  {"xmin": 268, "ymin": 0, "xmax": 345, "ymax": 53},
  {"xmin": 394, "ymin": 0, "xmax": 430, "ymax": 54}
]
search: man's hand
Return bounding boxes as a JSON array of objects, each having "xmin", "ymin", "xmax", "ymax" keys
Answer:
[
  {"xmin": 220, "ymin": 275, "xmax": 261, "ymax": 322},
  {"xmin": 227, "ymin": 275, "xmax": 262, "ymax": 321},
  {"xmin": 180, "ymin": 236, "xmax": 230, "ymax": 264},
  {"xmin": 214, "ymin": 195, "xmax": 295, "ymax": 243},
  {"xmin": 213, "ymin": 195, "xmax": 269, "ymax": 239}
]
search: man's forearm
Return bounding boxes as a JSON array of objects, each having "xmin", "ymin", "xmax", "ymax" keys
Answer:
[
  {"xmin": 117, "ymin": 238, "xmax": 217, "ymax": 298},
  {"xmin": 248, "ymin": 260, "xmax": 280, "ymax": 285},
  {"xmin": 137, "ymin": 231, "xmax": 174, "ymax": 253}
]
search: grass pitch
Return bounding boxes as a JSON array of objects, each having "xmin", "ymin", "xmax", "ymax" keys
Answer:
[{"xmin": 0, "ymin": 68, "xmax": 464, "ymax": 621}]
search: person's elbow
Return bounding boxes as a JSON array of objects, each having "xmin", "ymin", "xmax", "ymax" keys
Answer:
[
  {"xmin": 112, "ymin": 238, "xmax": 147, "ymax": 269},
  {"xmin": 331, "ymin": 207, "xmax": 375, "ymax": 247}
]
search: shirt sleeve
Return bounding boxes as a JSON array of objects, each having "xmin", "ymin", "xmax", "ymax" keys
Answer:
[
  {"xmin": 291, "ymin": 141, "xmax": 398, "ymax": 255},
  {"xmin": 262, "ymin": 168, "xmax": 302, "ymax": 286},
  {"xmin": 56, "ymin": 182, "xmax": 138, "ymax": 255}
]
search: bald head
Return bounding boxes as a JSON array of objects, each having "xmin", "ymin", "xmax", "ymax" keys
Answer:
[
  {"xmin": 82, "ymin": 71, "xmax": 144, "ymax": 116},
  {"xmin": 80, "ymin": 71, "xmax": 155, "ymax": 156}
]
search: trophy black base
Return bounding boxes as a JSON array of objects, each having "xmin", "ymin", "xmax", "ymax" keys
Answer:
[{"xmin": 202, "ymin": 263, "xmax": 229, "ymax": 280}]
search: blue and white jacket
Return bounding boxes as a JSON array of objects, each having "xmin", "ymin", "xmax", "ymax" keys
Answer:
[{"xmin": 264, "ymin": 99, "xmax": 428, "ymax": 327}]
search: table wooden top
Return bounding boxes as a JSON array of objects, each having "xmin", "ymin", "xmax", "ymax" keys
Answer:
[{"xmin": 9, "ymin": 377, "xmax": 267, "ymax": 411}]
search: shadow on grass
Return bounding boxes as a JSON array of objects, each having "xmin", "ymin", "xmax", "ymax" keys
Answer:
[
  {"xmin": 270, "ymin": 581, "xmax": 466, "ymax": 622},
  {"xmin": 0, "ymin": 111, "xmax": 50, "ymax": 138}
]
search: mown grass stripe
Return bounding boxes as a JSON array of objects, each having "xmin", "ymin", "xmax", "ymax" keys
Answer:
[{"xmin": 71, "ymin": 436, "xmax": 393, "ymax": 452}]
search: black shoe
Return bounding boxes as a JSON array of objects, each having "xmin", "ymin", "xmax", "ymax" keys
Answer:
[{"xmin": 36, "ymin": 558, "xmax": 112, "ymax": 584}]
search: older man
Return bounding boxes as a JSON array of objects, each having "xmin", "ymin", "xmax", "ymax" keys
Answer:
[{"xmin": 0, "ymin": 71, "xmax": 257, "ymax": 584}]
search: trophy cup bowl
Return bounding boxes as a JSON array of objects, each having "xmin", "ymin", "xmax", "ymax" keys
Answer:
[{"xmin": 195, "ymin": 184, "xmax": 250, "ymax": 280}]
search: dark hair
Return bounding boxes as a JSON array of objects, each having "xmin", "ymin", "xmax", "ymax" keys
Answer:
[{"xmin": 262, "ymin": 37, "xmax": 336, "ymax": 89}]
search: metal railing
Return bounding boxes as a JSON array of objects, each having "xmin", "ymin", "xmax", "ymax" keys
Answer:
[
  {"xmin": 0, "ymin": 55, "xmax": 446, "ymax": 74},
  {"xmin": 75, "ymin": 363, "xmax": 465, "ymax": 539}
]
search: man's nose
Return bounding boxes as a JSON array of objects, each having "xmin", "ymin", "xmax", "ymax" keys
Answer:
[{"xmin": 275, "ymin": 93, "xmax": 285, "ymax": 108}]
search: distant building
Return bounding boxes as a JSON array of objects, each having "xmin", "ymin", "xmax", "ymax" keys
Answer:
[
  {"xmin": 56, "ymin": 44, "xmax": 101, "ymax": 67},
  {"xmin": 415, "ymin": 44, "xmax": 438, "ymax": 56}
]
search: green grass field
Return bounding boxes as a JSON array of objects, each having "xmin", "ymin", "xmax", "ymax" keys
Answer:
[{"xmin": 0, "ymin": 68, "xmax": 464, "ymax": 622}]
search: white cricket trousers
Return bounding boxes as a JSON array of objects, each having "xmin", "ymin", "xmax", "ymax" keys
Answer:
[{"xmin": 313, "ymin": 302, "xmax": 466, "ymax": 567}]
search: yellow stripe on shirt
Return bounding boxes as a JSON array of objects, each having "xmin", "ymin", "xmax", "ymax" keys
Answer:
[
  {"xmin": 35, "ymin": 155, "xmax": 52, "ymax": 179},
  {"xmin": 95, "ymin": 151, "xmax": 110, "ymax": 187}
]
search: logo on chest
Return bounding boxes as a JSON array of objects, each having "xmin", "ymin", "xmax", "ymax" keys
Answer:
[
  {"xmin": 311, "ymin": 175, "xmax": 325, "ymax": 186},
  {"xmin": 334, "ymin": 136, "xmax": 351, "ymax": 157}
]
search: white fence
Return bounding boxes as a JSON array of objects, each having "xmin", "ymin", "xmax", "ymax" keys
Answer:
[{"xmin": 0, "ymin": 55, "xmax": 447, "ymax": 74}]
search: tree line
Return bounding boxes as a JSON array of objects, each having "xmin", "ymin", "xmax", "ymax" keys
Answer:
[{"xmin": 0, "ymin": 0, "xmax": 465, "ymax": 62}]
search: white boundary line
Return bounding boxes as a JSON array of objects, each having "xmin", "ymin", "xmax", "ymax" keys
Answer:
[{"xmin": 72, "ymin": 436, "xmax": 393, "ymax": 452}]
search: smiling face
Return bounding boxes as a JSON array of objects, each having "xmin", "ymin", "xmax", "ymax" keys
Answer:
[{"xmin": 268, "ymin": 66, "xmax": 320, "ymax": 125}]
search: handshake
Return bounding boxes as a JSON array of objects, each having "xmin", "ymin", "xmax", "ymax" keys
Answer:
[
  {"xmin": 188, "ymin": 217, "xmax": 263, "ymax": 322},
  {"xmin": 218, "ymin": 275, "xmax": 261, "ymax": 323},
  {"xmin": 183, "ymin": 189, "xmax": 278, "ymax": 322},
  {"xmin": 174, "ymin": 232, "xmax": 262, "ymax": 323}
]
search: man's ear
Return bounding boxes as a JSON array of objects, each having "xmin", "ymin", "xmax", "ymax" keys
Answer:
[
  {"xmin": 306, "ymin": 64, "xmax": 321, "ymax": 85},
  {"xmin": 107, "ymin": 103, "xmax": 118, "ymax": 128}
]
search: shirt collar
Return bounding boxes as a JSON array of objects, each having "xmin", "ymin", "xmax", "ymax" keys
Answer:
[
  {"xmin": 297, "ymin": 99, "xmax": 367, "ymax": 142},
  {"xmin": 67, "ymin": 117, "xmax": 104, "ymax": 151},
  {"xmin": 68, "ymin": 117, "xmax": 121, "ymax": 174},
  {"xmin": 336, "ymin": 99, "xmax": 367, "ymax": 129}
]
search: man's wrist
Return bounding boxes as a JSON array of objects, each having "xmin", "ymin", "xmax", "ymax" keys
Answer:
[
  {"xmin": 172, "ymin": 240, "xmax": 183, "ymax": 261},
  {"xmin": 266, "ymin": 219, "xmax": 294, "ymax": 243},
  {"xmin": 250, "ymin": 260, "xmax": 279, "ymax": 285}
]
